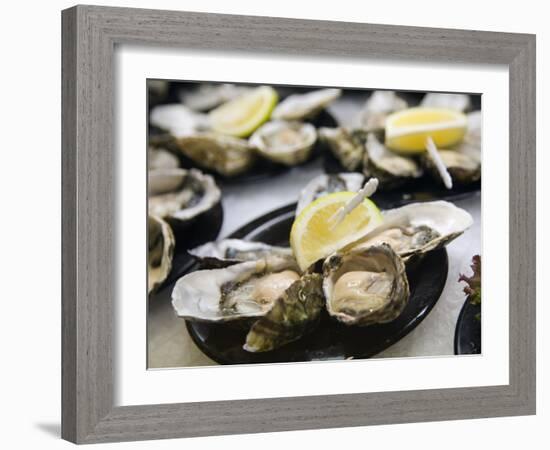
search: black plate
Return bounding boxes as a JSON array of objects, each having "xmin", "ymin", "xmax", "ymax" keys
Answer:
[
  {"xmin": 185, "ymin": 203, "xmax": 448, "ymax": 364},
  {"xmin": 454, "ymin": 299, "xmax": 481, "ymax": 355}
]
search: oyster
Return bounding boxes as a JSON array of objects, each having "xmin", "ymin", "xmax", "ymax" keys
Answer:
[
  {"xmin": 148, "ymin": 215, "xmax": 175, "ymax": 294},
  {"xmin": 318, "ymin": 127, "xmax": 366, "ymax": 171},
  {"xmin": 249, "ymin": 120, "xmax": 317, "ymax": 165},
  {"xmin": 350, "ymin": 201, "xmax": 473, "ymax": 260},
  {"xmin": 420, "ymin": 93, "xmax": 471, "ymax": 112},
  {"xmin": 244, "ymin": 273, "xmax": 324, "ymax": 352},
  {"xmin": 189, "ymin": 239, "xmax": 294, "ymax": 268},
  {"xmin": 180, "ymin": 83, "xmax": 253, "ymax": 111},
  {"xmin": 172, "ymin": 257, "xmax": 301, "ymax": 322},
  {"xmin": 296, "ymin": 173, "xmax": 365, "ymax": 215},
  {"xmin": 421, "ymin": 111, "xmax": 481, "ymax": 185},
  {"xmin": 323, "ymin": 244, "xmax": 409, "ymax": 326},
  {"xmin": 175, "ymin": 133, "xmax": 256, "ymax": 177},
  {"xmin": 272, "ymin": 88, "xmax": 342, "ymax": 121},
  {"xmin": 355, "ymin": 91, "xmax": 408, "ymax": 132},
  {"xmin": 363, "ymin": 133, "xmax": 422, "ymax": 188},
  {"xmin": 148, "ymin": 168, "xmax": 221, "ymax": 223},
  {"xmin": 148, "ymin": 147, "xmax": 179, "ymax": 170},
  {"xmin": 149, "ymin": 104, "xmax": 210, "ymax": 136}
]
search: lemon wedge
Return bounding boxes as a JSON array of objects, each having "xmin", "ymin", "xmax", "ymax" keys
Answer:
[
  {"xmin": 290, "ymin": 192, "xmax": 383, "ymax": 271},
  {"xmin": 209, "ymin": 86, "xmax": 278, "ymax": 137},
  {"xmin": 385, "ymin": 107, "xmax": 467, "ymax": 153}
]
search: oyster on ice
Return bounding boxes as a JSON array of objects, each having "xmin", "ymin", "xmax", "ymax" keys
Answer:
[
  {"xmin": 249, "ymin": 120, "xmax": 317, "ymax": 166},
  {"xmin": 296, "ymin": 173, "xmax": 365, "ymax": 215},
  {"xmin": 175, "ymin": 133, "xmax": 256, "ymax": 177},
  {"xmin": 355, "ymin": 91, "xmax": 408, "ymax": 132},
  {"xmin": 189, "ymin": 239, "xmax": 294, "ymax": 268},
  {"xmin": 323, "ymin": 244, "xmax": 410, "ymax": 326},
  {"xmin": 244, "ymin": 273, "xmax": 325, "ymax": 352},
  {"xmin": 148, "ymin": 215, "xmax": 175, "ymax": 294},
  {"xmin": 363, "ymin": 133, "xmax": 422, "ymax": 188},
  {"xmin": 272, "ymin": 88, "xmax": 342, "ymax": 121},
  {"xmin": 148, "ymin": 168, "xmax": 221, "ymax": 223},
  {"xmin": 172, "ymin": 257, "xmax": 302, "ymax": 323},
  {"xmin": 318, "ymin": 127, "xmax": 366, "ymax": 171},
  {"xmin": 350, "ymin": 201, "xmax": 473, "ymax": 260}
]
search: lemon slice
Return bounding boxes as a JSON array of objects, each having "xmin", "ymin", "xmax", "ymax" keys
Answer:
[
  {"xmin": 385, "ymin": 107, "xmax": 467, "ymax": 154},
  {"xmin": 209, "ymin": 86, "xmax": 278, "ymax": 137},
  {"xmin": 290, "ymin": 192, "xmax": 383, "ymax": 271}
]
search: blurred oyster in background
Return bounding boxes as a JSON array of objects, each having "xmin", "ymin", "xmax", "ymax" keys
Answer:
[
  {"xmin": 272, "ymin": 88, "xmax": 341, "ymax": 121},
  {"xmin": 148, "ymin": 147, "xmax": 179, "ymax": 170},
  {"xmin": 180, "ymin": 83, "xmax": 254, "ymax": 111},
  {"xmin": 296, "ymin": 172, "xmax": 365, "ymax": 215},
  {"xmin": 150, "ymin": 104, "xmax": 210, "ymax": 136},
  {"xmin": 355, "ymin": 90, "xmax": 407, "ymax": 132},
  {"xmin": 318, "ymin": 127, "xmax": 366, "ymax": 171},
  {"xmin": 420, "ymin": 92, "xmax": 471, "ymax": 112},
  {"xmin": 249, "ymin": 120, "xmax": 317, "ymax": 166},
  {"xmin": 148, "ymin": 168, "xmax": 221, "ymax": 224},
  {"xmin": 176, "ymin": 133, "xmax": 256, "ymax": 177}
]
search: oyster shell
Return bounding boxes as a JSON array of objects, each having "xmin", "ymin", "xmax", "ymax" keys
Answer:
[
  {"xmin": 175, "ymin": 133, "xmax": 256, "ymax": 177},
  {"xmin": 148, "ymin": 147, "xmax": 179, "ymax": 170},
  {"xmin": 296, "ymin": 173, "xmax": 365, "ymax": 215},
  {"xmin": 323, "ymin": 244, "xmax": 409, "ymax": 326},
  {"xmin": 180, "ymin": 83, "xmax": 253, "ymax": 111},
  {"xmin": 148, "ymin": 168, "xmax": 221, "ymax": 223},
  {"xmin": 172, "ymin": 257, "xmax": 301, "ymax": 322},
  {"xmin": 148, "ymin": 215, "xmax": 175, "ymax": 294},
  {"xmin": 244, "ymin": 273, "xmax": 324, "ymax": 352},
  {"xmin": 189, "ymin": 239, "xmax": 294, "ymax": 268},
  {"xmin": 363, "ymin": 133, "xmax": 422, "ymax": 188},
  {"xmin": 421, "ymin": 111, "xmax": 481, "ymax": 185},
  {"xmin": 249, "ymin": 120, "xmax": 317, "ymax": 165},
  {"xmin": 420, "ymin": 93, "xmax": 471, "ymax": 112},
  {"xmin": 149, "ymin": 104, "xmax": 210, "ymax": 136},
  {"xmin": 272, "ymin": 88, "xmax": 342, "ymax": 121},
  {"xmin": 355, "ymin": 91, "xmax": 408, "ymax": 132},
  {"xmin": 350, "ymin": 201, "xmax": 473, "ymax": 260},
  {"xmin": 318, "ymin": 127, "xmax": 366, "ymax": 171}
]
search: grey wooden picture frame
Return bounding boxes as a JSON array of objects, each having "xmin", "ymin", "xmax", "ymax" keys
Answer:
[{"xmin": 62, "ymin": 4, "xmax": 536, "ymax": 444}]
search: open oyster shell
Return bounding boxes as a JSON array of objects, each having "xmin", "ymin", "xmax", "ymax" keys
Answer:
[
  {"xmin": 363, "ymin": 133, "xmax": 422, "ymax": 188},
  {"xmin": 323, "ymin": 244, "xmax": 409, "ymax": 326},
  {"xmin": 189, "ymin": 239, "xmax": 294, "ymax": 268},
  {"xmin": 355, "ymin": 91, "xmax": 408, "ymax": 132},
  {"xmin": 148, "ymin": 168, "xmax": 221, "ymax": 223},
  {"xmin": 249, "ymin": 120, "xmax": 317, "ymax": 166},
  {"xmin": 318, "ymin": 127, "xmax": 366, "ymax": 171},
  {"xmin": 149, "ymin": 104, "xmax": 210, "ymax": 136},
  {"xmin": 175, "ymin": 133, "xmax": 256, "ymax": 177},
  {"xmin": 350, "ymin": 201, "xmax": 473, "ymax": 261},
  {"xmin": 420, "ymin": 93, "xmax": 471, "ymax": 112},
  {"xmin": 180, "ymin": 83, "xmax": 253, "ymax": 112},
  {"xmin": 148, "ymin": 147, "xmax": 179, "ymax": 170},
  {"xmin": 244, "ymin": 273, "xmax": 324, "ymax": 352},
  {"xmin": 148, "ymin": 215, "xmax": 175, "ymax": 294},
  {"xmin": 272, "ymin": 88, "xmax": 341, "ymax": 121},
  {"xmin": 296, "ymin": 173, "xmax": 365, "ymax": 215},
  {"xmin": 172, "ymin": 257, "xmax": 301, "ymax": 323}
]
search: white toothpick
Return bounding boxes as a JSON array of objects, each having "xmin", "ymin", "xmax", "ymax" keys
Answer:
[
  {"xmin": 329, "ymin": 178, "xmax": 379, "ymax": 229},
  {"xmin": 425, "ymin": 136, "xmax": 453, "ymax": 189}
]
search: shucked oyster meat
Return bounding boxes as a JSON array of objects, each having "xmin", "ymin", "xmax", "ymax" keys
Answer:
[
  {"xmin": 172, "ymin": 257, "xmax": 301, "ymax": 322},
  {"xmin": 189, "ymin": 239, "xmax": 294, "ymax": 268},
  {"xmin": 249, "ymin": 120, "xmax": 317, "ymax": 166},
  {"xmin": 323, "ymin": 244, "xmax": 410, "ymax": 326},
  {"xmin": 175, "ymin": 133, "xmax": 256, "ymax": 177},
  {"xmin": 148, "ymin": 168, "xmax": 221, "ymax": 223}
]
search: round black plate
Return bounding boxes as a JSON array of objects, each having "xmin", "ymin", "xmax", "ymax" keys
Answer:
[
  {"xmin": 454, "ymin": 299, "xmax": 481, "ymax": 355},
  {"xmin": 185, "ymin": 203, "xmax": 448, "ymax": 364}
]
